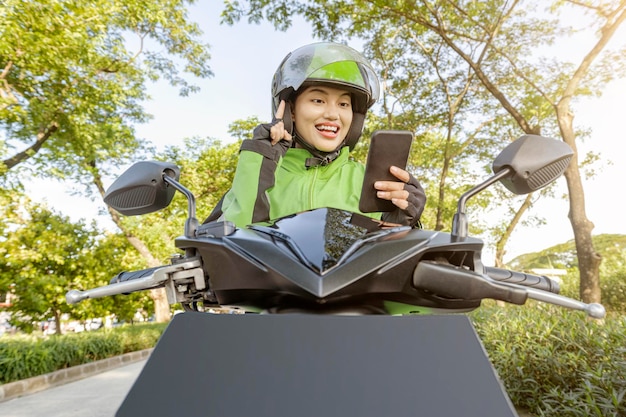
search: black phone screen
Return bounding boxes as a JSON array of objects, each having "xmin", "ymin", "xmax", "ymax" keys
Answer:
[{"xmin": 359, "ymin": 130, "xmax": 413, "ymax": 213}]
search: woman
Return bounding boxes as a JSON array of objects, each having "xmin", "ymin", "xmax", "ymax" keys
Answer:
[{"xmin": 216, "ymin": 42, "xmax": 426, "ymax": 228}]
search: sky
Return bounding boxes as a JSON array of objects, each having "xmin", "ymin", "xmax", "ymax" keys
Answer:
[{"xmin": 25, "ymin": 3, "xmax": 626, "ymax": 264}]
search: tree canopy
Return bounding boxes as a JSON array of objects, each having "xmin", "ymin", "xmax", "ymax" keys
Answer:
[{"xmin": 0, "ymin": 0, "xmax": 212, "ymax": 184}]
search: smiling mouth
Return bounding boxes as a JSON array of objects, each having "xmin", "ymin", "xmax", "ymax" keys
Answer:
[{"xmin": 316, "ymin": 124, "xmax": 339, "ymax": 136}]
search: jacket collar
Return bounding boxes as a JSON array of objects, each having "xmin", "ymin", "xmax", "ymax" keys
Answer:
[{"xmin": 283, "ymin": 147, "xmax": 350, "ymax": 175}]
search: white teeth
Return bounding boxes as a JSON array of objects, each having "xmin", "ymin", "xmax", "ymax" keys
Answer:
[{"xmin": 317, "ymin": 125, "xmax": 337, "ymax": 132}]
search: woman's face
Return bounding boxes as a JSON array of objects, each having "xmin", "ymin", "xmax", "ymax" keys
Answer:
[{"xmin": 292, "ymin": 85, "xmax": 353, "ymax": 152}]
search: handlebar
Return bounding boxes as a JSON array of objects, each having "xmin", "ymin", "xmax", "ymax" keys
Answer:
[
  {"xmin": 412, "ymin": 261, "xmax": 605, "ymax": 319},
  {"xmin": 66, "ymin": 259, "xmax": 202, "ymax": 305},
  {"xmin": 484, "ymin": 267, "xmax": 604, "ymax": 318},
  {"xmin": 413, "ymin": 261, "xmax": 528, "ymax": 305},
  {"xmin": 485, "ymin": 267, "xmax": 560, "ymax": 294}
]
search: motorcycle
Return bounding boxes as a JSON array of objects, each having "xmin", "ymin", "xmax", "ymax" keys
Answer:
[
  {"xmin": 66, "ymin": 133, "xmax": 604, "ymax": 319},
  {"xmin": 65, "ymin": 133, "xmax": 605, "ymax": 417}
]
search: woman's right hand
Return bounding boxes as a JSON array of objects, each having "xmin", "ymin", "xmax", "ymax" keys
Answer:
[{"xmin": 270, "ymin": 100, "xmax": 293, "ymax": 145}]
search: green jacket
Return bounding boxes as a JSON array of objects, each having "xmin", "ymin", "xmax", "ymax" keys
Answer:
[{"xmin": 220, "ymin": 140, "xmax": 380, "ymax": 228}]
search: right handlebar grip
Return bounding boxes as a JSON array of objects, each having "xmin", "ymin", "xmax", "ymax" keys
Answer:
[
  {"xmin": 485, "ymin": 267, "xmax": 560, "ymax": 294},
  {"xmin": 109, "ymin": 266, "xmax": 165, "ymax": 285}
]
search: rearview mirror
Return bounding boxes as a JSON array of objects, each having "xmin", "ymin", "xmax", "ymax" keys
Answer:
[
  {"xmin": 493, "ymin": 134, "xmax": 573, "ymax": 195},
  {"xmin": 104, "ymin": 161, "xmax": 181, "ymax": 216},
  {"xmin": 452, "ymin": 135, "xmax": 573, "ymax": 240}
]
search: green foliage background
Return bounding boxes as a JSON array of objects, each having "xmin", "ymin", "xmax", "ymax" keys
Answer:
[{"xmin": 1, "ymin": 3, "xmax": 624, "ymax": 414}]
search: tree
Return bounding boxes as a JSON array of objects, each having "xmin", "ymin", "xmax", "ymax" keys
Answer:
[
  {"xmin": 0, "ymin": 201, "xmax": 147, "ymax": 334},
  {"xmin": 397, "ymin": 0, "xmax": 625, "ymax": 304},
  {"xmin": 69, "ymin": 231, "xmax": 154, "ymax": 326},
  {"xmin": 0, "ymin": 195, "xmax": 152, "ymax": 333},
  {"xmin": 1, "ymin": 0, "xmax": 211, "ymax": 179},
  {"xmin": 1, "ymin": 0, "xmax": 214, "ymax": 322},
  {"xmin": 221, "ymin": 0, "xmax": 626, "ymax": 303}
]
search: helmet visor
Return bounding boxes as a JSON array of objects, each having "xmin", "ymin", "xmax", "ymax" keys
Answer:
[{"xmin": 273, "ymin": 42, "xmax": 380, "ymax": 110}]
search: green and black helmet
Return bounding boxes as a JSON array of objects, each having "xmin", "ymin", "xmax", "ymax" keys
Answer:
[{"xmin": 271, "ymin": 42, "xmax": 380, "ymax": 152}]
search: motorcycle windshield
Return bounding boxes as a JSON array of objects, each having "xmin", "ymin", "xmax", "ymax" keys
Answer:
[{"xmin": 250, "ymin": 208, "xmax": 384, "ymax": 273}]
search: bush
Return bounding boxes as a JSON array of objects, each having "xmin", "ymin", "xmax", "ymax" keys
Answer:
[
  {"xmin": 601, "ymin": 270, "xmax": 626, "ymax": 314},
  {"xmin": 0, "ymin": 323, "xmax": 167, "ymax": 384},
  {"xmin": 559, "ymin": 269, "xmax": 626, "ymax": 315},
  {"xmin": 471, "ymin": 303, "xmax": 626, "ymax": 417}
]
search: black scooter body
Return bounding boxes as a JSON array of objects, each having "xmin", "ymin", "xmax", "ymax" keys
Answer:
[{"xmin": 176, "ymin": 208, "xmax": 484, "ymax": 313}]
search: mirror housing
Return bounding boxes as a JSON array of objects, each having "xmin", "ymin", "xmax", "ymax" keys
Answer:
[
  {"xmin": 104, "ymin": 161, "xmax": 180, "ymax": 216},
  {"xmin": 452, "ymin": 135, "xmax": 573, "ymax": 240},
  {"xmin": 493, "ymin": 134, "xmax": 573, "ymax": 195}
]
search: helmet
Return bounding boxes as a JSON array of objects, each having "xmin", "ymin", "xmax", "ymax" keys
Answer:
[{"xmin": 271, "ymin": 42, "xmax": 380, "ymax": 151}]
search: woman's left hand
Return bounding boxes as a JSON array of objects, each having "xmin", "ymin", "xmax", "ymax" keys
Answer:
[{"xmin": 375, "ymin": 166, "xmax": 426, "ymax": 227}]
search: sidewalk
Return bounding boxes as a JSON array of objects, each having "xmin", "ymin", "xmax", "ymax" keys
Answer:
[
  {"xmin": 0, "ymin": 349, "xmax": 151, "ymax": 417},
  {"xmin": 0, "ymin": 348, "xmax": 152, "ymax": 403}
]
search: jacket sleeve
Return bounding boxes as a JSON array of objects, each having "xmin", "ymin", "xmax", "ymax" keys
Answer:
[{"xmin": 220, "ymin": 124, "xmax": 291, "ymax": 228}]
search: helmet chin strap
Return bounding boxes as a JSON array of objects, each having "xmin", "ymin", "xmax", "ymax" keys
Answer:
[{"xmin": 293, "ymin": 131, "xmax": 344, "ymax": 168}]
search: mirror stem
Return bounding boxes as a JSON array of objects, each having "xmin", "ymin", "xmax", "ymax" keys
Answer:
[
  {"xmin": 163, "ymin": 175, "xmax": 199, "ymax": 238},
  {"xmin": 451, "ymin": 168, "xmax": 512, "ymax": 241}
]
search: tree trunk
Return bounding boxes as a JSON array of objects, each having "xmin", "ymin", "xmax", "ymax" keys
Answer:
[
  {"xmin": 150, "ymin": 288, "xmax": 171, "ymax": 322},
  {"xmin": 494, "ymin": 194, "xmax": 533, "ymax": 267},
  {"xmin": 555, "ymin": 105, "xmax": 602, "ymax": 303},
  {"xmin": 54, "ymin": 309, "xmax": 62, "ymax": 336},
  {"xmin": 435, "ymin": 156, "xmax": 451, "ymax": 231}
]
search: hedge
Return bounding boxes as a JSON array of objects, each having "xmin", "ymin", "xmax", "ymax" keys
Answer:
[
  {"xmin": 0, "ymin": 322, "xmax": 167, "ymax": 384},
  {"xmin": 471, "ymin": 302, "xmax": 626, "ymax": 417}
]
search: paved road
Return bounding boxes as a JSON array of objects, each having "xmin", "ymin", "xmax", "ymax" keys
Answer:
[{"xmin": 0, "ymin": 360, "xmax": 146, "ymax": 417}]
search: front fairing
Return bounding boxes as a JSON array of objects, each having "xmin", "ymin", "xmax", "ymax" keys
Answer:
[{"xmin": 176, "ymin": 208, "xmax": 485, "ymax": 313}]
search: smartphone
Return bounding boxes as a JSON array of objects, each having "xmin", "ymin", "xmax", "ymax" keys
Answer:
[{"xmin": 359, "ymin": 130, "xmax": 414, "ymax": 213}]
